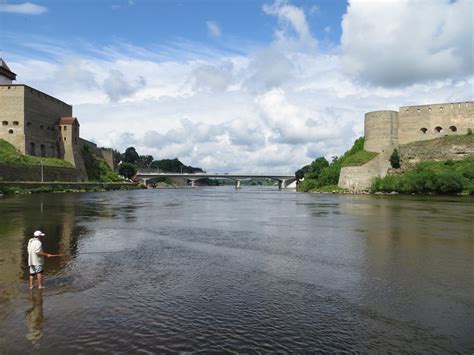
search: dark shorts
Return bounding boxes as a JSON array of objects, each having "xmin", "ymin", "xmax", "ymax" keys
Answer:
[{"xmin": 29, "ymin": 265, "xmax": 44, "ymax": 275}]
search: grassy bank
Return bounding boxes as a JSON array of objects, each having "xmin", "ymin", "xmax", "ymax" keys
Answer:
[
  {"xmin": 371, "ymin": 157, "xmax": 474, "ymax": 194},
  {"xmin": 0, "ymin": 182, "xmax": 139, "ymax": 195},
  {"xmin": 298, "ymin": 137, "xmax": 378, "ymax": 192},
  {"xmin": 0, "ymin": 139, "xmax": 73, "ymax": 168}
]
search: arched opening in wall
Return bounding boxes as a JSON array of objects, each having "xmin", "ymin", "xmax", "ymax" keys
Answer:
[
  {"xmin": 30, "ymin": 142, "xmax": 36, "ymax": 156},
  {"xmin": 449, "ymin": 126, "xmax": 457, "ymax": 132},
  {"xmin": 40, "ymin": 144, "xmax": 46, "ymax": 157},
  {"xmin": 420, "ymin": 128, "xmax": 428, "ymax": 134},
  {"xmin": 435, "ymin": 126, "xmax": 443, "ymax": 133},
  {"xmin": 8, "ymin": 129, "xmax": 13, "ymax": 134}
]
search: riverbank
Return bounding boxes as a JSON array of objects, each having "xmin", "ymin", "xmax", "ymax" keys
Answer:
[{"xmin": 0, "ymin": 181, "xmax": 139, "ymax": 195}]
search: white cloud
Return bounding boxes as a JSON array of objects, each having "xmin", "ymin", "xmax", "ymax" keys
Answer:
[
  {"xmin": 0, "ymin": 2, "xmax": 47, "ymax": 15},
  {"xmin": 3, "ymin": 0, "xmax": 473, "ymax": 174},
  {"xmin": 341, "ymin": 0, "xmax": 474, "ymax": 86},
  {"xmin": 263, "ymin": 0, "xmax": 317, "ymax": 48},
  {"xmin": 103, "ymin": 69, "xmax": 146, "ymax": 102},
  {"xmin": 206, "ymin": 21, "xmax": 222, "ymax": 38}
]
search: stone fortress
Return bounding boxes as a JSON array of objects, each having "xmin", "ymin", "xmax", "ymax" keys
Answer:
[
  {"xmin": 338, "ymin": 101, "xmax": 474, "ymax": 190},
  {"xmin": 0, "ymin": 59, "xmax": 113, "ymax": 181}
]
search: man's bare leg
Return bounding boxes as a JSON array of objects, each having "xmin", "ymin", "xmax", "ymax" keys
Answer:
[
  {"xmin": 37, "ymin": 273, "xmax": 44, "ymax": 289},
  {"xmin": 29, "ymin": 275, "xmax": 34, "ymax": 289}
]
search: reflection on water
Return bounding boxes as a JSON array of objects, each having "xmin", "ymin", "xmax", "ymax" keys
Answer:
[
  {"xmin": 0, "ymin": 188, "xmax": 473, "ymax": 352},
  {"xmin": 26, "ymin": 290, "xmax": 44, "ymax": 347}
]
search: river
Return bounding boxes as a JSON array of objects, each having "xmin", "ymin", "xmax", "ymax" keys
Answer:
[{"xmin": 0, "ymin": 187, "xmax": 473, "ymax": 353}]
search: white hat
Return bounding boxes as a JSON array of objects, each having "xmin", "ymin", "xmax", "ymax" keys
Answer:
[{"xmin": 33, "ymin": 231, "xmax": 45, "ymax": 237}]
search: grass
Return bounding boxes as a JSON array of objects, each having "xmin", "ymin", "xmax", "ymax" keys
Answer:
[
  {"xmin": 0, "ymin": 139, "xmax": 73, "ymax": 168},
  {"xmin": 371, "ymin": 157, "xmax": 474, "ymax": 194},
  {"xmin": 341, "ymin": 150, "xmax": 378, "ymax": 167}
]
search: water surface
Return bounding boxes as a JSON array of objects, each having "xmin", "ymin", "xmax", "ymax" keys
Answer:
[{"xmin": 0, "ymin": 187, "xmax": 473, "ymax": 352}]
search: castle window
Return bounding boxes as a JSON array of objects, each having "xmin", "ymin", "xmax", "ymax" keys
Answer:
[
  {"xmin": 435, "ymin": 126, "xmax": 443, "ymax": 133},
  {"xmin": 2, "ymin": 121, "xmax": 8, "ymax": 125},
  {"xmin": 40, "ymin": 125, "xmax": 44, "ymax": 129},
  {"xmin": 420, "ymin": 128, "xmax": 428, "ymax": 134},
  {"xmin": 64, "ymin": 126, "xmax": 67, "ymax": 131},
  {"xmin": 64, "ymin": 137, "xmax": 66, "ymax": 141},
  {"xmin": 27, "ymin": 122, "xmax": 32, "ymax": 127},
  {"xmin": 30, "ymin": 142, "xmax": 36, "ymax": 156},
  {"xmin": 13, "ymin": 121, "xmax": 19, "ymax": 126},
  {"xmin": 8, "ymin": 129, "xmax": 13, "ymax": 134},
  {"xmin": 40, "ymin": 144, "xmax": 46, "ymax": 157},
  {"xmin": 449, "ymin": 126, "xmax": 457, "ymax": 132}
]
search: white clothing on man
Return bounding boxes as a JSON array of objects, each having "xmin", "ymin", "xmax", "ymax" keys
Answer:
[{"xmin": 28, "ymin": 238, "xmax": 44, "ymax": 266}]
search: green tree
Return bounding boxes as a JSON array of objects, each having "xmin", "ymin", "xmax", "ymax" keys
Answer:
[
  {"xmin": 390, "ymin": 149, "xmax": 401, "ymax": 169},
  {"xmin": 305, "ymin": 157, "xmax": 329, "ymax": 179},
  {"xmin": 119, "ymin": 162, "xmax": 138, "ymax": 179},
  {"xmin": 295, "ymin": 164, "xmax": 310, "ymax": 180},
  {"xmin": 123, "ymin": 147, "xmax": 139, "ymax": 165},
  {"xmin": 137, "ymin": 154, "xmax": 154, "ymax": 168}
]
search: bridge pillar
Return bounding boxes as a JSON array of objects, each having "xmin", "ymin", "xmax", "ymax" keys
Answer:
[
  {"xmin": 278, "ymin": 179, "xmax": 292, "ymax": 190},
  {"xmin": 190, "ymin": 179, "xmax": 196, "ymax": 188},
  {"xmin": 235, "ymin": 180, "xmax": 241, "ymax": 190}
]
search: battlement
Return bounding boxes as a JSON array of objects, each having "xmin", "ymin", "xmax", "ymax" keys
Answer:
[{"xmin": 400, "ymin": 101, "xmax": 472, "ymax": 115}]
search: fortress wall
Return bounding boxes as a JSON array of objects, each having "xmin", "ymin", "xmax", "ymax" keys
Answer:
[
  {"xmin": 0, "ymin": 163, "xmax": 82, "ymax": 182},
  {"xmin": 364, "ymin": 110, "xmax": 399, "ymax": 153},
  {"xmin": 24, "ymin": 85, "xmax": 72, "ymax": 158},
  {"xmin": 338, "ymin": 153, "xmax": 390, "ymax": 191},
  {"xmin": 0, "ymin": 85, "xmax": 26, "ymax": 153},
  {"xmin": 398, "ymin": 101, "xmax": 474, "ymax": 145}
]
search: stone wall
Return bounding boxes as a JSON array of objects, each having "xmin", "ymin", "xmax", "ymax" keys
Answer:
[
  {"xmin": 364, "ymin": 110, "xmax": 398, "ymax": 153},
  {"xmin": 0, "ymin": 163, "xmax": 83, "ymax": 182},
  {"xmin": 398, "ymin": 101, "xmax": 473, "ymax": 145},
  {"xmin": 0, "ymin": 85, "xmax": 26, "ymax": 152},
  {"xmin": 338, "ymin": 153, "xmax": 390, "ymax": 191},
  {"xmin": 24, "ymin": 85, "xmax": 72, "ymax": 158}
]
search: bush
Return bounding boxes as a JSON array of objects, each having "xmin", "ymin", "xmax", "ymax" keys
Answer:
[
  {"xmin": 118, "ymin": 162, "xmax": 138, "ymax": 179},
  {"xmin": 82, "ymin": 146, "xmax": 121, "ymax": 182},
  {"xmin": 371, "ymin": 158, "xmax": 473, "ymax": 194},
  {"xmin": 389, "ymin": 149, "xmax": 401, "ymax": 168}
]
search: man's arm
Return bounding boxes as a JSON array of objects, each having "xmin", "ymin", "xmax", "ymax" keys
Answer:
[{"xmin": 37, "ymin": 251, "xmax": 59, "ymax": 258}]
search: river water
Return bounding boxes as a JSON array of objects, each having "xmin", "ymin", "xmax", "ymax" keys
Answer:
[{"xmin": 0, "ymin": 187, "xmax": 472, "ymax": 353}]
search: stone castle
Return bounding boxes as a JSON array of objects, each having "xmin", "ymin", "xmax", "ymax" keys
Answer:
[
  {"xmin": 0, "ymin": 59, "xmax": 113, "ymax": 181},
  {"xmin": 339, "ymin": 101, "xmax": 474, "ymax": 190}
]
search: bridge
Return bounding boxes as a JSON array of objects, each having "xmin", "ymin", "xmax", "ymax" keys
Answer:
[{"xmin": 135, "ymin": 171, "xmax": 297, "ymax": 190}]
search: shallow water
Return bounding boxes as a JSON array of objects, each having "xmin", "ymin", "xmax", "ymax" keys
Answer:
[{"xmin": 0, "ymin": 187, "xmax": 473, "ymax": 352}]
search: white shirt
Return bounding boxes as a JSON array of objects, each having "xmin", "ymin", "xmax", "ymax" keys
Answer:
[{"xmin": 27, "ymin": 238, "xmax": 44, "ymax": 266}]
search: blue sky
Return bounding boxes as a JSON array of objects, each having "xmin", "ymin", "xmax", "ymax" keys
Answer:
[
  {"xmin": 1, "ymin": 0, "xmax": 345, "ymax": 52},
  {"xmin": 0, "ymin": 0, "xmax": 472, "ymax": 173}
]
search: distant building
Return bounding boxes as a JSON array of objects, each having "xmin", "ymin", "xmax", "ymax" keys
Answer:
[
  {"xmin": 0, "ymin": 58, "xmax": 113, "ymax": 181},
  {"xmin": 339, "ymin": 101, "xmax": 474, "ymax": 191}
]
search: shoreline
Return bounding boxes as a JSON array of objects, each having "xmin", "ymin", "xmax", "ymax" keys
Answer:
[{"xmin": 0, "ymin": 181, "xmax": 139, "ymax": 195}]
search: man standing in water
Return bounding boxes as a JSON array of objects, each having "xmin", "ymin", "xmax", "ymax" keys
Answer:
[{"xmin": 27, "ymin": 231, "xmax": 59, "ymax": 289}]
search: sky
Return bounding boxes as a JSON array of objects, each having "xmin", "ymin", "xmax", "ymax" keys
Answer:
[{"xmin": 0, "ymin": 0, "xmax": 473, "ymax": 173}]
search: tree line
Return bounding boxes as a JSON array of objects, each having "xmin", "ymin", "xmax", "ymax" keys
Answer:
[{"xmin": 114, "ymin": 147, "xmax": 203, "ymax": 179}]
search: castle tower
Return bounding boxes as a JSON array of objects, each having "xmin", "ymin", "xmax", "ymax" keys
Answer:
[
  {"xmin": 0, "ymin": 58, "xmax": 17, "ymax": 84},
  {"xmin": 57, "ymin": 117, "xmax": 88, "ymax": 181},
  {"xmin": 364, "ymin": 110, "xmax": 399, "ymax": 153}
]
